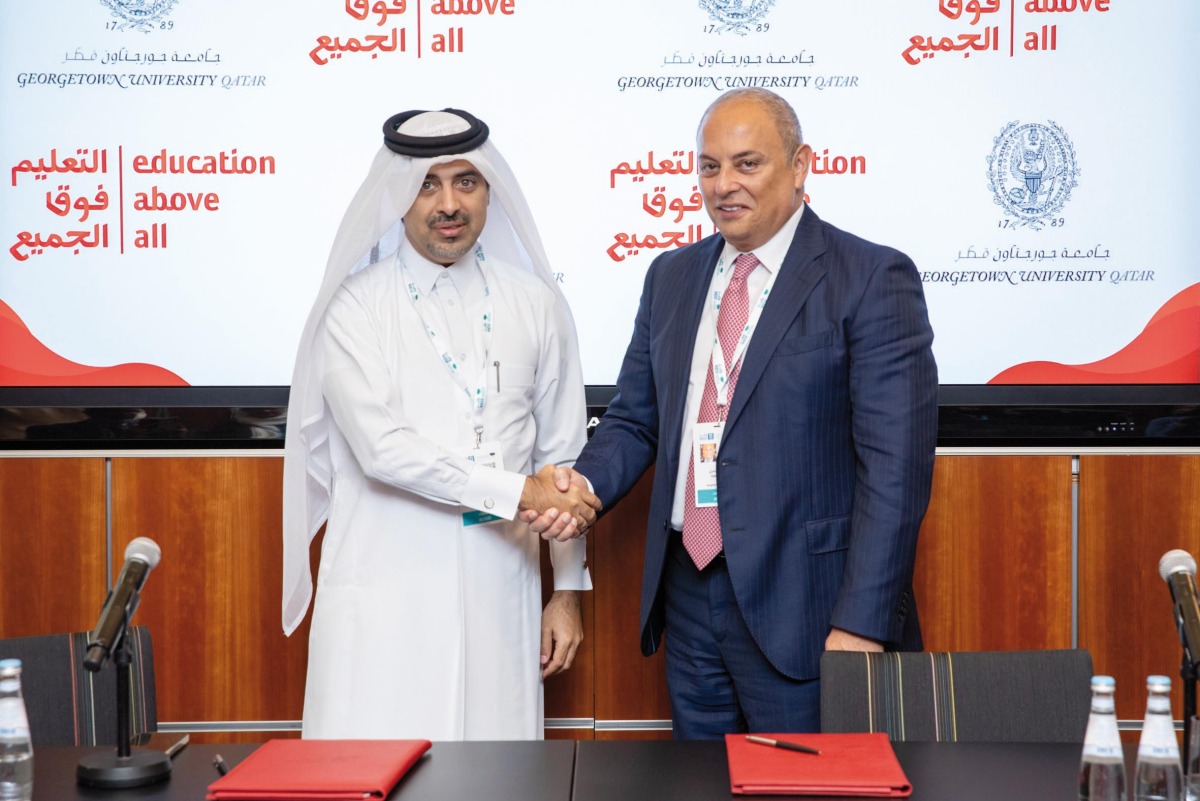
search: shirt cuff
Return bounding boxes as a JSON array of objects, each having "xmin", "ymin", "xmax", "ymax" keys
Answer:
[
  {"xmin": 461, "ymin": 465, "xmax": 525, "ymax": 521},
  {"xmin": 550, "ymin": 535, "xmax": 593, "ymax": 591}
]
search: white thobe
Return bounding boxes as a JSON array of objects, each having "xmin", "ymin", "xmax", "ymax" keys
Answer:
[{"xmin": 302, "ymin": 240, "xmax": 590, "ymax": 741}]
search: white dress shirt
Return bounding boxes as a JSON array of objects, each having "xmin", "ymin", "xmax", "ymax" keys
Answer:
[{"xmin": 670, "ymin": 204, "xmax": 806, "ymax": 529}]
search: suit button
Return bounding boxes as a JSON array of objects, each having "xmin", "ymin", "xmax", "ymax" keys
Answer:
[{"xmin": 483, "ymin": 498, "xmax": 495, "ymax": 510}]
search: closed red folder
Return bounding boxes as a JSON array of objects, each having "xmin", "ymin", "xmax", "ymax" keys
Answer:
[
  {"xmin": 725, "ymin": 732, "xmax": 912, "ymax": 796},
  {"xmin": 205, "ymin": 739, "xmax": 431, "ymax": 800}
]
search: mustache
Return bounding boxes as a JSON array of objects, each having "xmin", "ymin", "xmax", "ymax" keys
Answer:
[{"xmin": 428, "ymin": 212, "xmax": 470, "ymax": 228}]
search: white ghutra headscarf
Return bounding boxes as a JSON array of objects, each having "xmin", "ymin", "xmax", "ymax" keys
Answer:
[{"xmin": 281, "ymin": 109, "xmax": 576, "ymax": 635}]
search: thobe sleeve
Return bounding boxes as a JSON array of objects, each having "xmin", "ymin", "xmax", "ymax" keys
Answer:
[
  {"xmin": 529, "ymin": 285, "xmax": 593, "ymax": 592},
  {"xmin": 320, "ymin": 284, "xmax": 527, "ymax": 519}
]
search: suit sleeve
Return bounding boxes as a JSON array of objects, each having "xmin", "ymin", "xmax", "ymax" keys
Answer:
[{"xmin": 828, "ymin": 249, "xmax": 938, "ymax": 645}]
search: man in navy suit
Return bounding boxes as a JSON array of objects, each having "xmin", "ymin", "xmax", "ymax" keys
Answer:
[{"xmin": 528, "ymin": 88, "xmax": 938, "ymax": 738}]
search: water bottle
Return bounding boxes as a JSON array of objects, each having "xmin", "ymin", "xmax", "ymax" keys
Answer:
[
  {"xmin": 1080, "ymin": 675, "xmax": 1127, "ymax": 801},
  {"xmin": 0, "ymin": 659, "xmax": 32, "ymax": 801},
  {"xmin": 1135, "ymin": 675, "xmax": 1184, "ymax": 801}
]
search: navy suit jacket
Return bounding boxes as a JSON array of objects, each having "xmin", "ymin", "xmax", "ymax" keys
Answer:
[{"xmin": 573, "ymin": 207, "xmax": 938, "ymax": 680}]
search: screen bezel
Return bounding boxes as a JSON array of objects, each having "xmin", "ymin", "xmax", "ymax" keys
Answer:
[{"xmin": 1, "ymin": 383, "xmax": 1198, "ymax": 448}]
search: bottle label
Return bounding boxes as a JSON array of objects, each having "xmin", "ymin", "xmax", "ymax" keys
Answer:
[
  {"xmin": 1138, "ymin": 742, "xmax": 1182, "ymax": 759},
  {"xmin": 1083, "ymin": 743, "xmax": 1124, "ymax": 759},
  {"xmin": 0, "ymin": 697, "xmax": 30, "ymax": 737},
  {"xmin": 1082, "ymin": 714, "xmax": 1122, "ymax": 758}
]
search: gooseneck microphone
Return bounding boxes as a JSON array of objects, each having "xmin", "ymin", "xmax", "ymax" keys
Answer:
[
  {"xmin": 83, "ymin": 537, "xmax": 161, "ymax": 672},
  {"xmin": 1158, "ymin": 549, "xmax": 1200, "ymax": 666}
]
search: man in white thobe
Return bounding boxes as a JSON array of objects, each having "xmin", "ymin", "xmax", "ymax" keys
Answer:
[{"xmin": 281, "ymin": 108, "xmax": 600, "ymax": 740}]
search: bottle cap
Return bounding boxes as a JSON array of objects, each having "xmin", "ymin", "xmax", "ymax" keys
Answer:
[
  {"xmin": 1090, "ymin": 675, "xmax": 1116, "ymax": 689},
  {"xmin": 1147, "ymin": 674, "xmax": 1172, "ymax": 690},
  {"xmin": 0, "ymin": 658, "xmax": 21, "ymax": 676}
]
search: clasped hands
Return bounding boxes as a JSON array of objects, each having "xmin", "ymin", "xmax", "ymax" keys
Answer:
[{"xmin": 518, "ymin": 465, "xmax": 598, "ymax": 541}]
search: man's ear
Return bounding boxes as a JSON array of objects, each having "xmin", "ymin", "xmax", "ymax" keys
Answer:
[{"xmin": 793, "ymin": 143, "xmax": 813, "ymax": 191}]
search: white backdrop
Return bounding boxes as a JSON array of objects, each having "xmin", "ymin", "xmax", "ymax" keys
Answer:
[{"xmin": 2, "ymin": 0, "xmax": 1197, "ymax": 386}]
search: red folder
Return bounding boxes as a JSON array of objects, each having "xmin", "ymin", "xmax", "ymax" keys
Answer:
[
  {"xmin": 725, "ymin": 732, "xmax": 912, "ymax": 796},
  {"xmin": 205, "ymin": 739, "xmax": 431, "ymax": 800}
]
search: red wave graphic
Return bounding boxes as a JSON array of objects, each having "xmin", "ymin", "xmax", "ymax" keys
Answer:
[
  {"xmin": 0, "ymin": 299, "xmax": 189, "ymax": 387},
  {"xmin": 989, "ymin": 283, "xmax": 1200, "ymax": 384}
]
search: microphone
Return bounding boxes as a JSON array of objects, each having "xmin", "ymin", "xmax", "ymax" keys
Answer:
[
  {"xmin": 1159, "ymin": 549, "xmax": 1200, "ymax": 667},
  {"xmin": 84, "ymin": 537, "xmax": 161, "ymax": 672}
]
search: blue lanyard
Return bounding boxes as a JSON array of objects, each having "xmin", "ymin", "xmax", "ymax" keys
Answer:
[{"xmin": 400, "ymin": 243, "xmax": 495, "ymax": 445}]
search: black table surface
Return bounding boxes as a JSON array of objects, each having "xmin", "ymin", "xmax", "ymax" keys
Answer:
[
  {"xmin": 33, "ymin": 740, "xmax": 577, "ymax": 801},
  {"xmin": 31, "ymin": 738, "xmax": 1114, "ymax": 801},
  {"xmin": 572, "ymin": 739, "xmax": 1089, "ymax": 801}
]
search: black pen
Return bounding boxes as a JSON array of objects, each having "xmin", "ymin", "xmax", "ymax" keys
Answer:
[
  {"xmin": 213, "ymin": 754, "xmax": 230, "ymax": 776},
  {"xmin": 745, "ymin": 734, "xmax": 821, "ymax": 755}
]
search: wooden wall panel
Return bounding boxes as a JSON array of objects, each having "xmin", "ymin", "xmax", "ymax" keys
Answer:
[
  {"xmin": 0, "ymin": 458, "xmax": 107, "ymax": 637},
  {"xmin": 913, "ymin": 455, "xmax": 1074, "ymax": 652},
  {"xmin": 110, "ymin": 456, "xmax": 309, "ymax": 730},
  {"xmin": 595, "ymin": 729, "xmax": 673, "ymax": 741},
  {"xmin": 10, "ymin": 449, "xmax": 1191, "ymax": 741},
  {"xmin": 1078, "ymin": 455, "xmax": 1200, "ymax": 723},
  {"xmin": 591, "ymin": 470, "xmax": 672, "ymax": 731},
  {"xmin": 541, "ymin": 534, "xmax": 595, "ymax": 734}
]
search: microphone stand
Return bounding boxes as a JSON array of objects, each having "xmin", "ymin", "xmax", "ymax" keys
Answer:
[
  {"xmin": 76, "ymin": 605, "xmax": 172, "ymax": 787},
  {"xmin": 1183, "ymin": 647, "xmax": 1199, "ymax": 768},
  {"xmin": 1176, "ymin": 594, "xmax": 1200, "ymax": 766}
]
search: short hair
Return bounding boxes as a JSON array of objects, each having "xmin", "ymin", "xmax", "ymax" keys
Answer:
[{"xmin": 698, "ymin": 88, "xmax": 803, "ymax": 157}]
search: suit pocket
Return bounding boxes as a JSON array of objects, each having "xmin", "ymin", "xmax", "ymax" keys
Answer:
[
  {"xmin": 774, "ymin": 326, "xmax": 835, "ymax": 356},
  {"xmin": 805, "ymin": 514, "xmax": 849, "ymax": 554}
]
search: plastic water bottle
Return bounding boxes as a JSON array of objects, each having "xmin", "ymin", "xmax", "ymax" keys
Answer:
[
  {"xmin": 0, "ymin": 659, "xmax": 32, "ymax": 801},
  {"xmin": 1080, "ymin": 675, "xmax": 1128, "ymax": 801},
  {"xmin": 1135, "ymin": 675, "xmax": 1183, "ymax": 801}
]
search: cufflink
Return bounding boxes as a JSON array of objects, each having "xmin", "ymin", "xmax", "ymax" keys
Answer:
[{"xmin": 483, "ymin": 498, "xmax": 495, "ymax": 509}]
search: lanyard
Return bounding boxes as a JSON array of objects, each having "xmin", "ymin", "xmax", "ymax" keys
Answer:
[
  {"xmin": 709, "ymin": 252, "xmax": 775, "ymax": 413},
  {"xmin": 400, "ymin": 243, "xmax": 494, "ymax": 445}
]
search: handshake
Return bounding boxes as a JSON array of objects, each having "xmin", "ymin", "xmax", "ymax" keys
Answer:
[{"xmin": 518, "ymin": 465, "xmax": 600, "ymax": 541}]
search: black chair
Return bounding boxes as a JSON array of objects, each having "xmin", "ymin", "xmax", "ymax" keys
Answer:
[
  {"xmin": 820, "ymin": 649, "xmax": 1093, "ymax": 743},
  {"xmin": 0, "ymin": 626, "xmax": 157, "ymax": 747}
]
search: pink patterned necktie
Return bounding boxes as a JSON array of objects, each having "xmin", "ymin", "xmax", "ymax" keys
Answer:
[{"xmin": 682, "ymin": 252, "xmax": 760, "ymax": 569}]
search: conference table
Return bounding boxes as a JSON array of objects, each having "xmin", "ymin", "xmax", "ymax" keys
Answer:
[
  {"xmin": 33, "ymin": 741, "xmax": 576, "ymax": 801},
  {"xmin": 574, "ymin": 740, "xmax": 1086, "ymax": 800},
  {"xmin": 33, "ymin": 738, "xmax": 1094, "ymax": 800}
]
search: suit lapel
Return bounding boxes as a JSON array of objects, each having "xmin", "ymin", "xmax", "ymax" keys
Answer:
[
  {"xmin": 724, "ymin": 208, "xmax": 828, "ymax": 433},
  {"xmin": 660, "ymin": 236, "xmax": 722, "ymax": 472}
]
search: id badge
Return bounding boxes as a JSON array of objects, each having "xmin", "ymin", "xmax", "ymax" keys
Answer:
[
  {"xmin": 463, "ymin": 440, "xmax": 505, "ymax": 526},
  {"xmin": 691, "ymin": 421, "xmax": 722, "ymax": 507}
]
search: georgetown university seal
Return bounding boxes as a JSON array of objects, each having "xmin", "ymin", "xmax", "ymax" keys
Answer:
[
  {"xmin": 986, "ymin": 120, "xmax": 1079, "ymax": 230},
  {"xmin": 699, "ymin": 0, "xmax": 775, "ymax": 35},
  {"xmin": 99, "ymin": 0, "xmax": 179, "ymax": 32}
]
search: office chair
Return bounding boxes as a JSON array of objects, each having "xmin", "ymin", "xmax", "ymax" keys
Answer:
[
  {"xmin": 0, "ymin": 626, "xmax": 158, "ymax": 746},
  {"xmin": 820, "ymin": 649, "xmax": 1093, "ymax": 743}
]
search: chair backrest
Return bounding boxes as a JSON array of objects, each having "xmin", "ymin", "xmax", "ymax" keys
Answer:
[
  {"xmin": 0, "ymin": 626, "xmax": 158, "ymax": 747},
  {"xmin": 820, "ymin": 649, "xmax": 1093, "ymax": 743}
]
